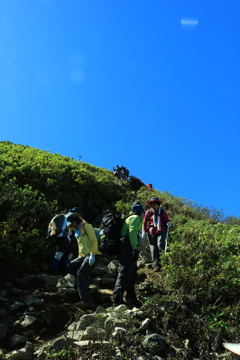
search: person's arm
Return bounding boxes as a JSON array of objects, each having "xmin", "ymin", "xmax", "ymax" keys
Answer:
[
  {"xmin": 85, "ymin": 223, "xmax": 99, "ymax": 255},
  {"xmin": 142, "ymin": 210, "xmax": 150, "ymax": 232}
]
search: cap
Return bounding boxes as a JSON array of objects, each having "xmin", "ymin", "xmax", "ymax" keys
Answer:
[
  {"xmin": 67, "ymin": 207, "xmax": 84, "ymax": 217},
  {"xmin": 131, "ymin": 204, "xmax": 144, "ymax": 213},
  {"xmin": 66, "ymin": 213, "xmax": 79, "ymax": 226}
]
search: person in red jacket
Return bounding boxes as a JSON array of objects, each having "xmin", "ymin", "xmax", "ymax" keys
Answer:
[{"xmin": 142, "ymin": 197, "xmax": 172, "ymax": 272}]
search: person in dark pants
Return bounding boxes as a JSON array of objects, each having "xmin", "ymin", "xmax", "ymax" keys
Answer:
[
  {"xmin": 113, "ymin": 204, "xmax": 145, "ymax": 308},
  {"xmin": 48, "ymin": 214, "xmax": 74, "ymax": 275},
  {"xmin": 142, "ymin": 197, "xmax": 172, "ymax": 272},
  {"xmin": 66, "ymin": 212, "xmax": 102, "ymax": 308}
]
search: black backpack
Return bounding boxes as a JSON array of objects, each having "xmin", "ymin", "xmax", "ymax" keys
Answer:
[
  {"xmin": 99, "ymin": 213, "xmax": 131, "ymax": 257},
  {"xmin": 47, "ymin": 214, "xmax": 68, "ymax": 238}
]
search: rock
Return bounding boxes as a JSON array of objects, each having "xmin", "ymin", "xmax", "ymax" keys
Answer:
[
  {"xmin": 91, "ymin": 264, "xmax": 108, "ymax": 275},
  {"xmin": 138, "ymin": 318, "xmax": 151, "ymax": 332},
  {"xmin": 24, "ymin": 297, "xmax": 43, "ymax": 307},
  {"xmin": 10, "ymin": 335, "xmax": 28, "ymax": 346},
  {"xmin": 75, "ymin": 314, "xmax": 97, "ymax": 330},
  {"xmin": 0, "ymin": 321, "xmax": 7, "ymax": 338},
  {"xmin": 95, "ymin": 306, "xmax": 107, "ymax": 314},
  {"xmin": 10, "ymin": 301, "xmax": 25, "ymax": 311},
  {"xmin": 107, "ymin": 260, "xmax": 119, "ymax": 273},
  {"xmin": 56, "ymin": 274, "xmax": 76, "ymax": 288},
  {"xmin": 143, "ymin": 333, "xmax": 166, "ymax": 354},
  {"xmin": 5, "ymin": 342, "xmax": 34, "ymax": 360},
  {"xmin": 112, "ymin": 327, "xmax": 127, "ymax": 340},
  {"xmin": 21, "ymin": 315, "xmax": 37, "ymax": 327}
]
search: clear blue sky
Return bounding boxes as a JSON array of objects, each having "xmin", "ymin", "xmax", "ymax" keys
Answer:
[{"xmin": 1, "ymin": 0, "xmax": 240, "ymax": 218}]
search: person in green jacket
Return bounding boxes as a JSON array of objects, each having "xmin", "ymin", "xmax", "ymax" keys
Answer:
[{"xmin": 113, "ymin": 204, "xmax": 145, "ymax": 308}]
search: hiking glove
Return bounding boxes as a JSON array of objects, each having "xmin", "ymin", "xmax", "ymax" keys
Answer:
[
  {"xmin": 131, "ymin": 249, "xmax": 139, "ymax": 262},
  {"xmin": 167, "ymin": 222, "xmax": 172, "ymax": 228},
  {"xmin": 89, "ymin": 254, "xmax": 95, "ymax": 266}
]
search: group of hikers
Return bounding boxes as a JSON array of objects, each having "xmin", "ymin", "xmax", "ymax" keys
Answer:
[
  {"xmin": 48, "ymin": 197, "xmax": 172, "ymax": 309},
  {"xmin": 113, "ymin": 165, "xmax": 130, "ymax": 181}
]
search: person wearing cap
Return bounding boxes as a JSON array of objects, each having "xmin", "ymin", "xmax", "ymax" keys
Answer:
[
  {"xmin": 142, "ymin": 197, "xmax": 172, "ymax": 272},
  {"xmin": 66, "ymin": 212, "xmax": 102, "ymax": 308},
  {"xmin": 113, "ymin": 204, "xmax": 145, "ymax": 308}
]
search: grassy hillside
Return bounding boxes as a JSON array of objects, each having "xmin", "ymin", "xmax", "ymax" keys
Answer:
[{"xmin": 1, "ymin": 141, "xmax": 240, "ymax": 351}]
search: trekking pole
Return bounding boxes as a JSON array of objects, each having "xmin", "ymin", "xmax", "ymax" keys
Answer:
[
  {"xmin": 164, "ymin": 228, "xmax": 169, "ymax": 253},
  {"xmin": 165, "ymin": 222, "xmax": 172, "ymax": 253}
]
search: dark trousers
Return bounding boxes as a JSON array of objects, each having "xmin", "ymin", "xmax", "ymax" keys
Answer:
[
  {"xmin": 67, "ymin": 254, "xmax": 101, "ymax": 302},
  {"xmin": 49, "ymin": 237, "xmax": 73, "ymax": 275},
  {"xmin": 113, "ymin": 241, "xmax": 137, "ymax": 305},
  {"xmin": 148, "ymin": 232, "xmax": 166, "ymax": 268},
  {"xmin": 56, "ymin": 236, "xmax": 72, "ymax": 255}
]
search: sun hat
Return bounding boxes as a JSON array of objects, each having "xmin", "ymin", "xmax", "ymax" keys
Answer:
[
  {"xmin": 147, "ymin": 197, "xmax": 162, "ymax": 206},
  {"xmin": 131, "ymin": 204, "xmax": 144, "ymax": 213},
  {"xmin": 66, "ymin": 213, "xmax": 79, "ymax": 226}
]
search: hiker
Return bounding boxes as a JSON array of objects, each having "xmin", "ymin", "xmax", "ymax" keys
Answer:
[
  {"xmin": 113, "ymin": 165, "xmax": 120, "ymax": 178},
  {"xmin": 120, "ymin": 166, "xmax": 129, "ymax": 181},
  {"xmin": 130, "ymin": 200, "xmax": 146, "ymax": 254},
  {"xmin": 147, "ymin": 183, "xmax": 153, "ymax": 190},
  {"xmin": 67, "ymin": 207, "xmax": 85, "ymax": 259},
  {"xmin": 113, "ymin": 204, "xmax": 145, "ymax": 308},
  {"xmin": 66, "ymin": 212, "xmax": 102, "ymax": 308},
  {"xmin": 48, "ymin": 213, "xmax": 74, "ymax": 276},
  {"xmin": 142, "ymin": 197, "xmax": 172, "ymax": 272}
]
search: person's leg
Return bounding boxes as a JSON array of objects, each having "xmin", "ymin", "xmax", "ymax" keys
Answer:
[
  {"xmin": 125, "ymin": 261, "xmax": 138, "ymax": 305},
  {"xmin": 49, "ymin": 237, "xmax": 70, "ymax": 275},
  {"xmin": 155, "ymin": 232, "xmax": 167, "ymax": 270},
  {"xmin": 157, "ymin": 232, "xmax": 166, "ymax": 252},
  {"xmin": 76, "ymin": 254, "xmax": 101, "ymax": 302},
  {"xmin": 148, "ymin": 234, "xmax": 160, "ymax": 269},
  {"xmin": 113, "ymin": 242, "xmax": 132, "ymax": 306},
  {"xmin": 67, "ymin": 256, "xmax": 84, "ymax": 277}
]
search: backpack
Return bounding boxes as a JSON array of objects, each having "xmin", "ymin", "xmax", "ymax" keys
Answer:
[
  {"xmin": 99, "ymin": 213, "xmax": 131, "ymax": 257},
  {"xmin": 47, "ymin": 214, "xmax": 68, "ymax": 238}
]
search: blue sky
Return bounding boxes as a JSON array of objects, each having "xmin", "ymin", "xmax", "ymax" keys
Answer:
[{"xmin": 1, "ymin": 0, "xmax": 240, "ymax": 218}]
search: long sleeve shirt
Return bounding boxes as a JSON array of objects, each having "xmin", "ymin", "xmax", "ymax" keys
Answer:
[
  {"xmin": 142, "ymin": 209, "xmax": 170, "ymax": 235},
  {"xmin": 75, "ymin": 221, "xmax": 102, "ymax": 256}
]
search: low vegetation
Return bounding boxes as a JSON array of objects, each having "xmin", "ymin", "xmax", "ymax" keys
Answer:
[{"xmin": 1, "ymin": 140, "xmax": 240, "ymax": 359}]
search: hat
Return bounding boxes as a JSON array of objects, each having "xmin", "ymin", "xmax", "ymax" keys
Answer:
[
  {"xmin": 68, "ymin": 207, "xmax": 84, "ymax": 217},
  {"xmin": 147, "ymin": 197, "xmax": 162, "ymax": 206},
  {"xmin": 131, "ymin": 204, "xmax": 144, "ymax": 213},
  {"xmin": 66, "ymin": 213, "xmax": 79, "ymax": 226}
]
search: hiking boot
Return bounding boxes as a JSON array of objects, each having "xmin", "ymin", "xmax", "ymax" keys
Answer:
[
  {"xmin": 75, "ymin": 300, "xmax": 96, "ymax": 309},
  {"xmin": 127, "ymin": 299, "xmax": 142, "ymax": 308},
  {"xmin": 112, "ymin": 300, "xmax": 127, "ymax": 308},
  {"xmin": 154, "ymin": 266, "xmax": 160, "ymax": 272}
]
